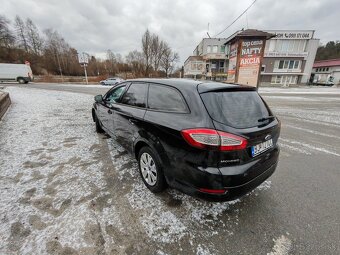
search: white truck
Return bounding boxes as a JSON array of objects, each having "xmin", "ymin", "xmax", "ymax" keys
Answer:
[{"xmin": 0, "ymin": 63, "xmax": 33, "ymax": 84}]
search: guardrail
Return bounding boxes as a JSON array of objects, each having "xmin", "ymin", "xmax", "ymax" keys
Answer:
[{"xmin": 0, "ymin": 90, "xmax": 11, "ymax": 120}]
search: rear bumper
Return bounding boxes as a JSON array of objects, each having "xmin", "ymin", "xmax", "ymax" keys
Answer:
[
  {"xmin": 198, "ymin": 162, "xmax": 277, "ymax": 201},
  {"xmin": 168, "ymin": 147, "xmax": 279, "ymax": 201},
  {"xmin": 171, "ymin": 161, "xmax": 277, "ymax": 201}
]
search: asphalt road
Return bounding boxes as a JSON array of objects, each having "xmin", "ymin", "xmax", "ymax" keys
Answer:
[{"xmin": 0, "ymin": 82, "xmax": 339, "ymax": 255}]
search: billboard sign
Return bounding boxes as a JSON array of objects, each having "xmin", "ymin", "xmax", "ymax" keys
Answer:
[
  {"xmin": 226, "ymin": 42, "xmax": 238, "ymax": 83},
  {"xmin": 267, "ymin": 30, "xmax": 314, "ymax": 40},
  {"xmin": 237, "ymin": 39, "xmax": 265, "ymax": 87}
]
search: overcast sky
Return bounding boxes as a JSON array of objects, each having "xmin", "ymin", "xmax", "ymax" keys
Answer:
[{"xmin": 2, "ymin": 0, "xmax": 340, "ymax": 64}]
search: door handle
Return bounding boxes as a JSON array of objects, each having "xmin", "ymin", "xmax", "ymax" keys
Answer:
[{"xmin": 108, "ymin": 109, "xmax": 113, "ymax": 114}]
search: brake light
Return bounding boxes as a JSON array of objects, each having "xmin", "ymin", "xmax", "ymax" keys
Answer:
[{"xmin": 181, "ymin": 128, "xmax": 247, "ymax": 151}]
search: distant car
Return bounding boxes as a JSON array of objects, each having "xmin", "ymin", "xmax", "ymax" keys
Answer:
[
  {"xmin": 100, "ymin": 77, "xmax": 124, "ymax": 86},
  {"xmin": 92, "ymin": 79, "xmax": 281, "ymax": 201}
]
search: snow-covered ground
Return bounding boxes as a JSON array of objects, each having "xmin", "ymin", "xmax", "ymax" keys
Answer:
[{"xmin": 0, "ymin": 87, "xmax": 273, "ymax": 254}]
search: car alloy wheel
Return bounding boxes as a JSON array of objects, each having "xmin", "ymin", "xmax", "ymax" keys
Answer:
[{"xmin": 139, "ymin": 152, "xmax": 157, "ymax": 186}]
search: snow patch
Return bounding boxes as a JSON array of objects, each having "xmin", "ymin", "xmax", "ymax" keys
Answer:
[
  {"xmin": 140, "ymin": 210, "xmax": 187, "ymax": 243},
  {"xmin": 267, "ymin": 235, "xmax": 292, "ymax": 255},
  {"xmin": 196, "ymin": 244, "xmax": 213, "ymax": 255}
]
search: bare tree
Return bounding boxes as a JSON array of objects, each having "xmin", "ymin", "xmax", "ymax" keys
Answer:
[
  {"xmin": 0, "ymin": 15, "xmax": 14, "ymax": 47},
  {"xmin": 44, "ymin": 28, "xmax": 74, "ymax": 78},
  {"xmin": 26, "ymin": 18, "xmax": 43, "ymax": 55},
  {"xmin": 106, "ymin": 49, "xmax": 117, "ymax": 75},
  {"xmin": 142, "ymin": 29, "xmax": 153, "ymax": 76},
  {"xmin": 14, "ymin": 16, "xmax": 29, "ymax": 52},
  {"xmin": 126, "ymin": 50, "xmax": 145, "ymax": 76},
  {"xmin": 151, "ymin": 35, "xmax": 166, "ymax": 72},
  {"xmin": 161, "ymin": 46, "xmax": 179, "ymax": 77}
]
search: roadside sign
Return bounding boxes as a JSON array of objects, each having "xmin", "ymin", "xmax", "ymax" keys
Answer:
[
  {"xmin": 78, "ymin": 52, "xmax": 89, "ymax": 85},
  {"xmin": 78, "ymin": 53, "xmax": 89, "ymax": 64}
]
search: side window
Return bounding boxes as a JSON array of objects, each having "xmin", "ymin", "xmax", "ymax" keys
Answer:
[
  {"xmin": 148, "ymin": 84, "xmax": 188, "ymax": 112},
  {"xmin": 105, "ymin": 85, "xmax": 127, "ymax": 104},
  {"xmin": 120, "ymin": 82, "xmax": 148, "ymax": 108}
]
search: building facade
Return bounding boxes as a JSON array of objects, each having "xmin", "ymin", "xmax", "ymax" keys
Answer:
[
  {"xmin": 260, "ymin": 30, "xmax": 319, "ymax": 85},
  {"xmin": 184, "ymin": 30, "xmax": 319, "ymax": 85},
  {"xmin": 311, "ymin": 59, "xmax": 340, "ymax": 85},
  {"xmin": 184, "ymin": 37, "xmax": 231, "ymax": 80}
]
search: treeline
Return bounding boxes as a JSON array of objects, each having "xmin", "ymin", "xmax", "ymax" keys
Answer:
[
  {"xmin": 316, "ymin": 41, "xmax": 340, "ymax": 61},
  {"xmin": 0, "ymin": 15, "xmax": 179, "ymax": 78}
]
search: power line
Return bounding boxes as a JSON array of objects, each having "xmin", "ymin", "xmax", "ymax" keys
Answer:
[{"xmin": 213, "ymin": 0, "xmax": 258, "ymax": 37}]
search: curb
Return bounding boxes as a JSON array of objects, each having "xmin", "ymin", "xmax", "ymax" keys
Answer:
[{"xmin": 0, "ymin": 90, "xmax": 11, "ymax": 120}]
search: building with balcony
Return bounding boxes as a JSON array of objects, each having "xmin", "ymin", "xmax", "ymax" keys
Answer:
[
  {"xmin": 184, "ymin": 29, "xmax": 319, "ymax": 85},
  {"xmin": 184, "ymin": 37, "xmax": 231, "ymax": 80}
]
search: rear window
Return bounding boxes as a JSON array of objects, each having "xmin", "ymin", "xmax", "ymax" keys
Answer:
[{"xmin": 200, "ymin": 91, "xmax": 271, "ymax": 128}]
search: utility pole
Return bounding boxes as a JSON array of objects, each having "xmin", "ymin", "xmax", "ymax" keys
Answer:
[
  {"xmin": 55, "ymin": 50, "xmax": 64, "ymax": 83},
  {"xmin": 83, "ymin": 62, "xmax": 88, "ymax": 85}
]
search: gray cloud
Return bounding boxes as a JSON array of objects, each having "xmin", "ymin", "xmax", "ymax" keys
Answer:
[{"xmin": 2, "ymin": 0, "xmax": 340, "ymax": 64}]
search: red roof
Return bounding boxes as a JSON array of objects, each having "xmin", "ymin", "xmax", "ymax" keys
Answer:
[{"xmin": 313, "ymin": 59, "xmax": 340, "ymax": 68}]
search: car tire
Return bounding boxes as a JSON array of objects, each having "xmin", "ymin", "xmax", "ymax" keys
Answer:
[
  {"xmin": 95, "ymin": 114, "xmax": 104, "ymax": 133},
  {"xmin": 138, "ymin": 147, "xmax": 167, "ymax": 193},
  {"xmin": 18, "ymin": 78, "xmax": 25, "ymax": 84}
]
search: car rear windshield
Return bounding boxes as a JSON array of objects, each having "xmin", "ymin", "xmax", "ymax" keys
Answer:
[{"xmin": 200, "ymin": 91, "xmax": 271, "ymax": 129}]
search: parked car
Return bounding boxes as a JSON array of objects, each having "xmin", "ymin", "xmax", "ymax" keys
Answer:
[
  {"xmin": 100, "ymin": 77, "xmax": 124, "ymax": 86},
  {"xmin": 0, "ymin": 63, "xmax": 33, "ymax": 84},
  {"xmin": 92, "ymin": 79, "xmax": 280, "ymax": 201}
]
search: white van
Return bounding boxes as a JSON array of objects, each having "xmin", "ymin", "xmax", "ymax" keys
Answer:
[{"xmin": 0, "ymin": 63, "xmax": 34, "ymax": 84}]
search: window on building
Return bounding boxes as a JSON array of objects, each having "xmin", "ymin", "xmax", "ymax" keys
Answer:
[
  {"xmin": 326, "ymin": 67, "xmax": 329, "ymax": 71},
  {"xmin": 219, "ymin": 61, "xmax": 225, "ymax": 72},
  {"xmin": 220, "ymin": 45, "xmax": 226, "ymax": 53},
  {"xmin": 276, "ymin": 60, "xmax": 301, "ymax": 70},
  {"xmin": 207, "ymin": 45, "xmax": 211, "ymax": 53},
  {"xmin": 212, "ymin": 45, "xmax": 218, "ymax": 53},
  {"xmin": 274, "ymin": 39, "xmax": 306, "ymax": 52},
  {"xmin": 289, "ymin": 61, "xmax": 294, "ymax": 69},
  {"xmin": 271, "ymin": 75, "xmax": 298, "ymax": 84},
  {"xmin": 276, "ymin": 75, "xmax": 282, "ymax": 84},
  {"xmin": 191, "ymin": 62, "xmax": 197, "ymax": 70},
  {"xmin": 298, "ymin": 40, "xmax": 306, "ymax": 52},
  {"xmin": 279, "ymin": 60, "xmax": 284, "ymax": 69},
  {"xmin": 261, "ymin": 65, "xmax": 266, "ymax": 72},
  {"xmin": 283, "ymin": 60, "xmax": 289, "ymax": 69},
  {"xmin": 211, "ymin": 61, "xmax": 217, "ymax": 70}
]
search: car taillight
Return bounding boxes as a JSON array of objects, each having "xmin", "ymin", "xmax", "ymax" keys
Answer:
[{"xmin": 181, "ymin": 128, "xmax": 247, "ymax": 151}]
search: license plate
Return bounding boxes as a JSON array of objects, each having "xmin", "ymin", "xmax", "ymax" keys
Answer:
[{"xmin": 251, "ymin": 139, "xmax": 273, "ymax": 157}]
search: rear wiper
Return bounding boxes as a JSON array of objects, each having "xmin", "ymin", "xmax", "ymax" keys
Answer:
[{"xmin": 258, "ymin": 116, "xmax": 276, "ymax": 122}]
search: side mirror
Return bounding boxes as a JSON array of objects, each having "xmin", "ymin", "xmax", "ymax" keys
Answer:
[{"xmin": 94, "ymin": 95, "xmax": 103, "ymax": 103}]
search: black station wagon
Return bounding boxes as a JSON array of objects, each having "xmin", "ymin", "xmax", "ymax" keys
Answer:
[{"xmin": 92, "ymin": 79, "xmax": 280, "ymax": 201}]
